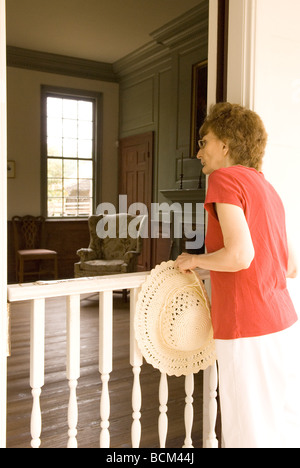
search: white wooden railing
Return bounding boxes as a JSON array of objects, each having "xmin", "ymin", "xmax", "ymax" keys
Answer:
[{"xmin": 6, "ymin": 272, "xmax": 219, "ymax": 449}]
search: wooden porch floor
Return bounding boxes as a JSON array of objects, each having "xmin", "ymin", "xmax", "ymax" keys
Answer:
[{"xmin": 6, "ymin": 294, "xmax": 204, "ymax": 448}]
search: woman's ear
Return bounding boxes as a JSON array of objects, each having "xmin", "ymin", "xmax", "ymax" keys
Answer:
[{"xmin": 222, "ymin": 141, "xmax": 229, "ymax": 157}]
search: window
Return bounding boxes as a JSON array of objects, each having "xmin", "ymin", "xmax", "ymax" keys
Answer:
[{"xmin": 41, "ymin": 87, "xmax": 102, "ymax": 218}]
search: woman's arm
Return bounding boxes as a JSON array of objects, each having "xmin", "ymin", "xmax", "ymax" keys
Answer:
[{"xmin": 174, "ymin": 203, "xmax": 255, "ymax": 274}]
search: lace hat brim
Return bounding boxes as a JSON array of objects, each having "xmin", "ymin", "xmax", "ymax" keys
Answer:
[{"xmin": 134, "ymin": 261, "xmax": 216, "ymax": 377}]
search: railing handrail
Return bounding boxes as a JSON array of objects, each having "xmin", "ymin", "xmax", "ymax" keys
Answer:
[
  {"xmin": 7, "ymin": 269, "xmax": 210, "ymax": 303},
  {"xmin": 7, "ymin": 272, "xmax": 150, "ymax": 303}
]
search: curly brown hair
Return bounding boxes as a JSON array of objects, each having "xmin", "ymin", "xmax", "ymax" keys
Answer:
[{"xmin": 200, "ymin": 102, "xmax": 268, "ymax": 171}]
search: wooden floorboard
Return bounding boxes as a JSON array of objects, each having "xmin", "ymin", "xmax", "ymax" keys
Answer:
[{"xmin": 6, "ymin": 294, "xmax": 204, "ymax": 449}]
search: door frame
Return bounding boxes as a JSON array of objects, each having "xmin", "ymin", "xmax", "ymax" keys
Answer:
[{"xmin": 0, "ymin": 0, "xmax": 8, "ymax": 448}]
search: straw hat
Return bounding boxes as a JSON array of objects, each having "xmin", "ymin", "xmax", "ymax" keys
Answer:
[{"xmin": 134, "ymin": 261, "xmax": 216, "ymax": 377}]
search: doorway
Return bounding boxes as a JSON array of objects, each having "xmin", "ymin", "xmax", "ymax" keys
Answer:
[{"xmin": 119, "ymin": 132, "xmax": 153, "ymax": 271}]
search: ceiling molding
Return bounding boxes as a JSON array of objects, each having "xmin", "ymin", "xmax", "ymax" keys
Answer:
[
  {"xmin": 6, "ymin": 3, "xmax": 208, "ymax": 84},
  {"xmin": 113, "ymin": 42, "xmax": 171, "ymax": 80},
  {"xmin": 114, "ymin": 2, "xmax": 208, "ymax": 80},
  {"xmin": 7, "ymin": 46, "xmax": 118, "ymax": 83},
  {"xmin": 150, "ymin": 1, "xmax": 208, "ymax": 48}
]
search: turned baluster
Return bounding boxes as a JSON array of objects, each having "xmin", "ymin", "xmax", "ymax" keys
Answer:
[
  {"xmin": 66, "ymin": 294, "xmax": 80, "ymax": 448},
  {"xmin": 183, "ymin": 373, "xmax": 194, "ymax": 448},
  {"xmin": 99, "ymin": 291, "xmax": 113, "ymax": 448},
  {"xmin": 130, "ymin": 288, "xmax": 143, "ymax": 448},
  {"xmin": 30, "ymin": 298, "xmax": 45, "ymax": 448},
  {"xmin": 206, "ymin": 362, "xmax": 218, "ymax": 448},
  {"xmin": 158, "ymin": 373, "xmax": 168, "ymax": 448}
]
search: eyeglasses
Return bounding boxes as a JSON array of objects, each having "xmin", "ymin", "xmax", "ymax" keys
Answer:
[
  {"xmin": 198, "ymin": 139, "xmax": 207, "ymax": 150},
  {"xmin": 198, "ymin": 137, "xmax": 220, "ymax": 150}
]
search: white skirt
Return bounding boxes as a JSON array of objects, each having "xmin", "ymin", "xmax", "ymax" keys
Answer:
[{"xmin": 215, "ymin": 322, "xmax": 300, "ymax": 448}]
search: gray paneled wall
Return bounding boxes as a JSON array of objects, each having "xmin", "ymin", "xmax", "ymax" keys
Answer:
[{"xmin": 116, "ymin": 2, "xmax": 208, "ymax": 204}]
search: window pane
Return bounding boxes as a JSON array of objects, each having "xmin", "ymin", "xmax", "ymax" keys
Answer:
[
  {"xmin": 63, "ymin": 138, "xmax": 78, "ymax": 158},
  {"xmin": 48, "ymin": 159, "xmax": 62, "ymax": 178},
  {"xmin": 48, "ymin": 179, "xmax": 63, "ymax": 198},
  {"xmin": 45, "ymin": 92, "xmax": 96, "ymax": 218},
  {"xmin": 78, "ymin": 198, "xmax": 93, "ymax": 216},
  {"xmin": 63, "ymin": 119, "xmax": 78, "ymax": 138},
  {"xmin": 47, "ymin": 98, "xmax": 62, "ymax": 118},
  {"xmin": 47, "ymin": 137, "xmax": 62, "ymax": 157},
  {"xmin": 78, "ymin": 139, "xmax": 93, "ymax": 159},
  {"xmin": 64, "ymin": 179, "xmax": 78, "ymax": 197},
  {"xmin": 64, "ymin": 159, "xmax": 78, "ymax": 179},
  {"xmin": 78, "ymin": 101, "xmax": 93, "ymax": 121},
  {"xmin": 78, "ymin": 121, "xmax": 93, "ymax": 140},
  {"xmin": 63, "ymin": 198, "xmax": 78, "ymax": 217},
  {"xmin": 79, "ymin": 179, "xmax": 93, "ymax": 197},
  {"xmin": 79, "ymin": 160, "xmax": 93, "ymax": 178},
  {"xmin": 48, "ymin": 198, "xmax": 63, "ymax": 217},
  {"xmin": 63, "ymin": 99, "xmax": 78, "ymax": 119},
  {"xmin": 47, "ymin": 117, "xmax": 62, "ymax": 137}
]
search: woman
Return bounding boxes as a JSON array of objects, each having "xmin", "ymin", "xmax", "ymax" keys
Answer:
[{"xmin": 175, "ymin": 102, "xmax": 299, "ymax": 448}]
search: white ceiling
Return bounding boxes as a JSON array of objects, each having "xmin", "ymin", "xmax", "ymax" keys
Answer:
[{"xmin": 6, "ymin": 0, "xmax": 203, "ymax": 63}]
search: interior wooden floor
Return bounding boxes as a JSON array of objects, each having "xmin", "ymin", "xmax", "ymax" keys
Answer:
[{"xmin": 6, "ymin": 294, "xmax": 205, "ymax": 449}]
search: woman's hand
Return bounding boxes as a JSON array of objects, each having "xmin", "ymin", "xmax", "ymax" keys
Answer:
[{"xmin": 174, "ymin": 253, "xmax": 198, "ymax": 274}]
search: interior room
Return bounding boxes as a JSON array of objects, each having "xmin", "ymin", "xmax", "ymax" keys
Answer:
[
  {"xmin": 6, "ymin": 0, "xmax": 208, "ymax": 282},
  {"xmin": 3, "ymin": 0, "xmax": 300, "ymax": 449},
  {"xmin": 4, "ymin": 0, "xmax": 212, "ymax": 448}
]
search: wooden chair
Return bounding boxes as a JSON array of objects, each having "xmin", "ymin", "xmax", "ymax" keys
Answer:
[{"xmin": 12, "ymin": 215, "xmax": 58, "ymax": 283}]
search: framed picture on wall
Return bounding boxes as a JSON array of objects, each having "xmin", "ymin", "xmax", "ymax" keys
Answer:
[{"xmin": 190, "ymin": 60, "xmax": 208, "ymax": 158}]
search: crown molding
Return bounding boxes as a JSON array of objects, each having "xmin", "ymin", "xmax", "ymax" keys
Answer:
[
  {"xmin": 113, "ymin": 42, "xmax": 171, "ymax": 80},
  {"xmin": 151, "ymin": 1, "xmax": 208, "ymax": 48},
  {"xmin": 7, "ymin": 2, "xmax": 208, "ymax": 83},
  {"xmin": 114, "ymin": 2, "xmax": 208, "ymax": 80},
  {"xmin": 7, "ymin": 46, "xmax": 118, "ymax": 83}
]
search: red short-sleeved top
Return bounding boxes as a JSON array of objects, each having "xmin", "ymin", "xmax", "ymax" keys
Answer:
[{"xmin": 204, "ymin": 165, "xmax": 297, "ymax": 340}]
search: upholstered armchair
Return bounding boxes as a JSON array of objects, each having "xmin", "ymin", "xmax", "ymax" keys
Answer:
[{"xmin": 74, "ymin": 213, "xmax": 146, "ymax": 278}]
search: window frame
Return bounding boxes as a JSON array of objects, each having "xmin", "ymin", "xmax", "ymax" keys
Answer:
[{"xmin": 41, "ymin": 85, "xmax": 103, "ymax": 219}]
